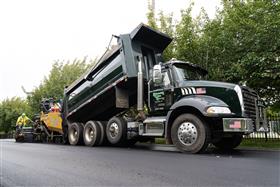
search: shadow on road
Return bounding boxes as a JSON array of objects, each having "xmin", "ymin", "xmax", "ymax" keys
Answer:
[{"xmin": 126, "ymin": 143, "xmax": 247, "ymax": 156}]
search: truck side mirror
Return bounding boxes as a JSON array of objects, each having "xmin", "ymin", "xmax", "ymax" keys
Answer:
[{"xmin": 152, "ymin": 64, "xmax": 163, "ymax": 84}]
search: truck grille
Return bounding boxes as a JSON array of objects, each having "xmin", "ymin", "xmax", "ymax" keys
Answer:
[
  {"xmin": 242, "ymin": 87, "xmax": 257, "ymax": 117},
  {"xmin": 241, "ymin": 86, "xmax": 263, "ymax": 131}
]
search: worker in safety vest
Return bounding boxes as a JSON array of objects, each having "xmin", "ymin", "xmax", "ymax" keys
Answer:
[
  {"xmin": 51, "ymin": 102, "xmax": 61, "ymax": 112},
  {"xmin": 16, "ymin": 113, "xmax": 31, "ymax": 129}
]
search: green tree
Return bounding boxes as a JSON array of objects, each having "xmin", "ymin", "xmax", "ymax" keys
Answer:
[
  {"xmin": 158, "ymin": 11, "xmax": 176, "ymax": 60},
  {"xmin": 198, "ymin": 12, "xmax": 228, "ymax": 80},
  {"xmin": 175, "ymin": 3, "xmax": 201, "ymax": 65},
  {"xmin": 146, "ymin": 1, "xmax": 176, "ymax": 61},
  {"xmin": 27, "ymin": 58, "xmax": 95, "ymax": 113},
  {"xmin": 0, "ymin": 97, "xmax": 32, "ymax": 133},
  {"xmin": 201, "ymin": 0, "xmax": 280, "ymax": 109},
  {"xmin": 146, "ymin": 0, "xmax": 280, "ymax": 111}
]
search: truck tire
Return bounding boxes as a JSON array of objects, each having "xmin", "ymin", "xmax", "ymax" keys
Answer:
[
  {"xmin": 41, "ymin": 132, "xmax": 48, "ymax": 143},
  {"xmin": 106, "ymin": 117, "xmax": 127, "ymax": 145},
  {"xmin": 16, "ymin": 137, "xmax": 24, "ymax": 142},
  {"xmin": 83, "ymin": 121, "xmax": 102, "ymax": 146},
  {"xmin": 62, "ymin": 120, "xmax": 69, "ymax": 145},
  {"xmin": 15, "ymin": 137, "xmax": 21, "ymax": 142},
  {"xmin": 25, "ymin": 133, "xmax": 34, "ymax": 143},
  {"xmin": 171, "ymin": 114, "xmax": 210, "ymax": 154},
  {"xmin": 213, "ymin": 134, "xmax": 243, "ymax": 150},
  {"xmin": 96, "ymin": 121, "xmax": 106, "ymax": 145},
  {"xmin": 68, "ymin": 122, "xmax": 84, "ymax": 145}
]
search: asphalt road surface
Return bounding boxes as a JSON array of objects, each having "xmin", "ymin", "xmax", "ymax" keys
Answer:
[{"xmin": 0, "ymin": 139, "xmax": 279, "ymax": 187}]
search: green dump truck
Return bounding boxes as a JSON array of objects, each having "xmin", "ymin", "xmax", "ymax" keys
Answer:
[{"xmin": 61, "ymin": 23, "xmax": 266, "ymax": 153}]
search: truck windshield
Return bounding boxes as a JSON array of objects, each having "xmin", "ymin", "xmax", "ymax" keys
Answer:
[{"xmin": 173, "ymin": 64, "xmax": 205, "ymax": 81}]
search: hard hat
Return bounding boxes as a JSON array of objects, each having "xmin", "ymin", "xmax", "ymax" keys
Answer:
[{"xmin": 22, "ymin": 113, "xmax": 26, "ymax": 116}]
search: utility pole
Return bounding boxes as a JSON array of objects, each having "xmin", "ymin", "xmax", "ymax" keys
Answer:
[
  {"xmin": 147, "ymin": 0, "xmax": 156, "ymax": 28},
  {"xmin": 151, "ymin": 0, "xmax": 155, "ymax": 13}
]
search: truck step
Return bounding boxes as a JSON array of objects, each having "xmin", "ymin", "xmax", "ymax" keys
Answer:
[
  {"xmin": 143, "ymin": 116, "xmax": 166, "ymax": 124},
  {"xmin": 141, "ymin": 133, "xmax": 164, "ymax": 137},
  {"xmin": 139, "ymin": 116, "xmax": 166, "ymax": 137}
]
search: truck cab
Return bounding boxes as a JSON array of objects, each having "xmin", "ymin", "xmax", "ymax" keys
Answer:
[
  {"xmin": 149, "ymin": 61, "xmax": 208, "ymax": 112},
  {"xmin": 145, "ymin": 59, "xmax": 265, "ymax": 152}
]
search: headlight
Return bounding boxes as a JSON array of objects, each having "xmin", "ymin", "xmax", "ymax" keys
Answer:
[{"xmin": 206, "ymin": 106, "xmax": 231, "ymax": 114}]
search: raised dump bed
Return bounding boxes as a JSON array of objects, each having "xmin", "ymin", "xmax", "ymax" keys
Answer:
[{"xmin": 64, "ymin": 23, "xmax": 172, "ymax": 123}]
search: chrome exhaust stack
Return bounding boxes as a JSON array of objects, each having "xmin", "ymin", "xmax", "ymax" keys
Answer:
[{"xmin": 137, "ymin": 56, "xmax": 144, "ymax": 111}]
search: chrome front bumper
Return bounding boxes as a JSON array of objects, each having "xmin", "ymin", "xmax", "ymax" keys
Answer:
[{"xmin": 223, "ymin": 118, "xmax": 253, "ymax": 134}]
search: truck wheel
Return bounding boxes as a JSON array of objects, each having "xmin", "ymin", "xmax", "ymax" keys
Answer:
[
  {"xmin": 213, "ymin": 134, "xmax": 243, "ymax": 150},
  {"xmin": 171, "ymin": 114, "xmax": 210, "ymax": 154},
  {"xmin": 68, "ymin": 122, "xmax": 84, "ymax": 145},
  {"xmin": 25, "ymin": 134, "xmax": 34, "ymax": 143},
  {"xmin": 41, "ymin": 132, "xmax": 48, "ymax": 143},
  {"xmin": 106, "ymin": 117, "xmax": 126, "ymax": 145},
  {"xmin": 16, "ymin": 136, "xmax": 24, "ymax": 142},
  {"xmin": 83, "ymin": 121, "xmax": 102, "ymax": 146},
  {"xmin": 96, "ymin": 121, "xmax": 106, "ymax": 145}
]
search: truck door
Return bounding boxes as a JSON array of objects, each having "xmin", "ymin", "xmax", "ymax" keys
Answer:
[{"xmin": 149, "ymin": 69, "xmax": 173, "ymax": 112}]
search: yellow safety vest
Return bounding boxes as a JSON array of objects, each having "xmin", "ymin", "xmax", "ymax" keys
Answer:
[{"xmin": 16, "ymin": 116, "xmax": 30, "ymax": 126}]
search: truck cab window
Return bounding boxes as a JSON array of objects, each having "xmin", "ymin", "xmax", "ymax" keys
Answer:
[
  {"xmin": 151, "ymin": 70, "xmax": 171, "ymax": 90},
  {"xmin": 173, "ymin": 64, "xmax": 205, "ymax": 82},
  {"xmin": 163, "ymin": 71, "xmax": 171, "ymax": 88}
]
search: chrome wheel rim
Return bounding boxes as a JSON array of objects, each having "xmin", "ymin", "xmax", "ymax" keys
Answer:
[
  {"xmin": 85, "ymin": 126, "xmax": 95, "ymax": 142},
  {"xmin": 109, "ymin": 122, "xmax": 119, "ymax": 138},
  {"xmin": 177, "ymin": 122, "xmax": 197, "ymax": 146},
  {"xmin": 70, "ymin": 128, "xmax": 78, "ymax": 142}
]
